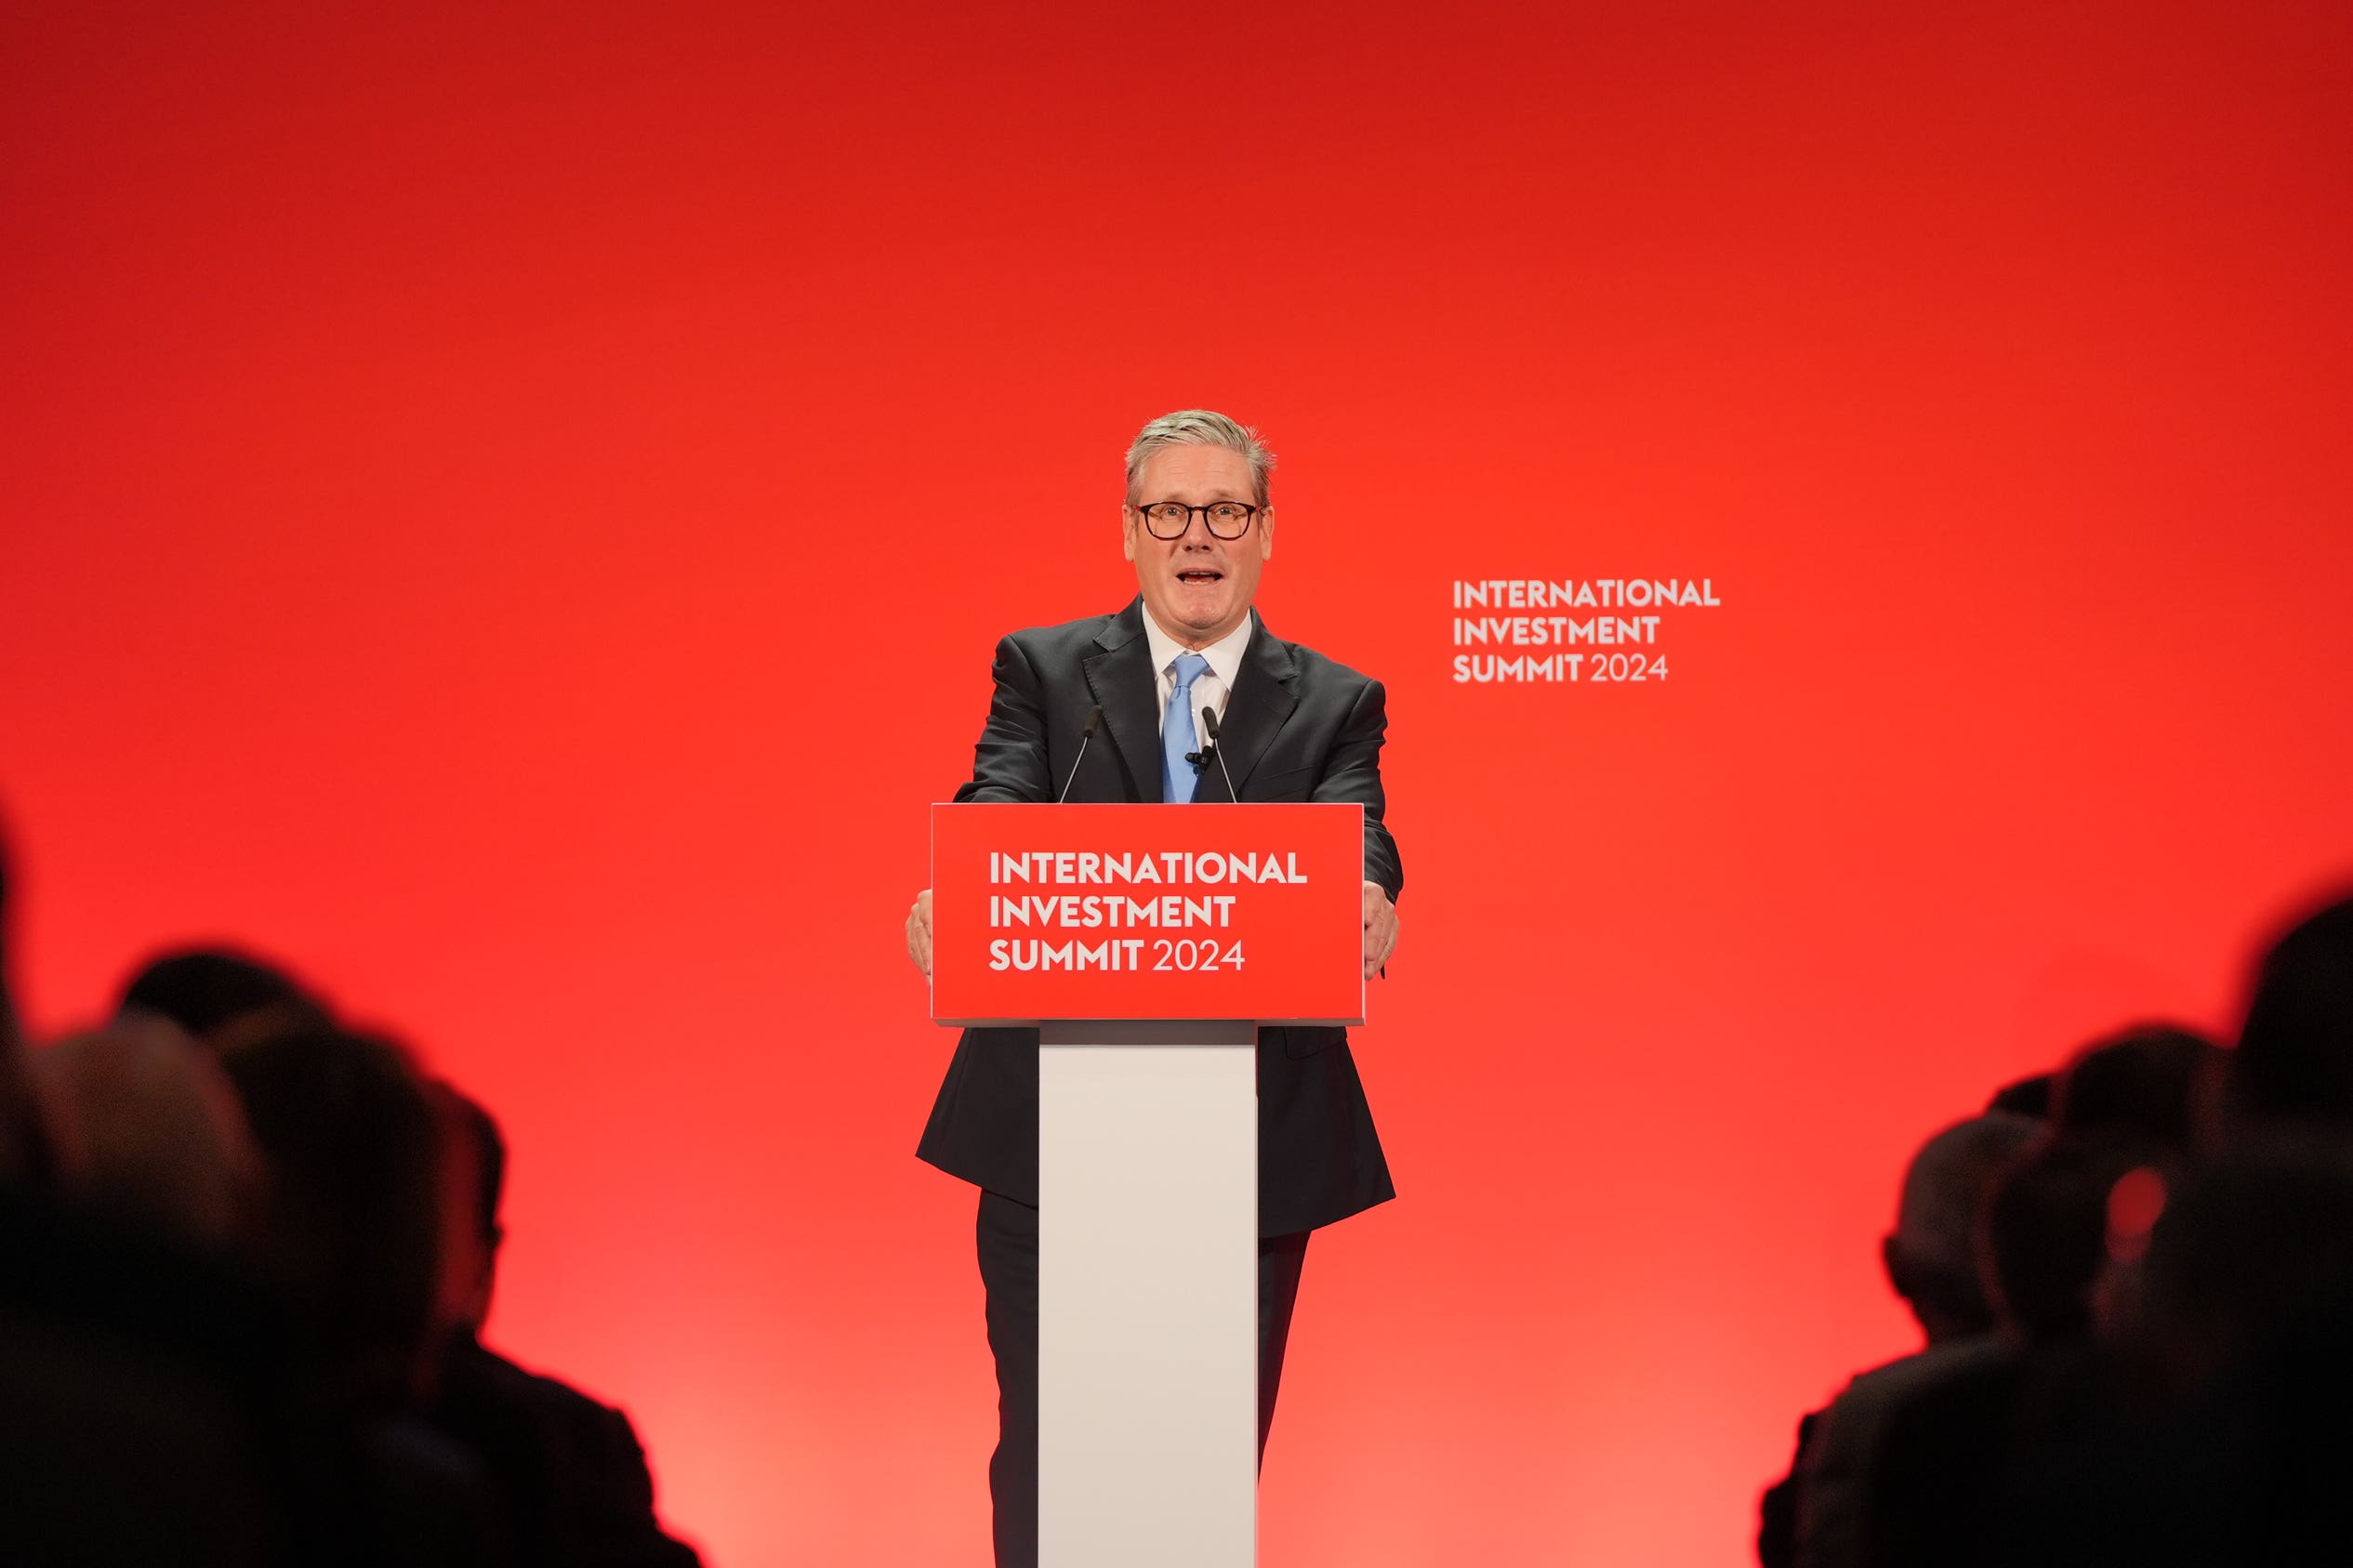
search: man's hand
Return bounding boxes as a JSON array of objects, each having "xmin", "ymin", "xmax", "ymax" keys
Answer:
[
  {"xmin": 1362, "ymin": 880, "xmax": 1399, "ymax": 979},
  {"xmin": 906, "ymin": 889, "xmax": 934, "ymax": 979}
]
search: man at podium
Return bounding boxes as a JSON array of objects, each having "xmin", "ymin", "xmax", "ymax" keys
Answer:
[{"xmin": 904, "ymin": 408, "xmax": 1402, "ymax": 1568}]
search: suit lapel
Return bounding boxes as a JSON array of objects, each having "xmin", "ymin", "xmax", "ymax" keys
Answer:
[
  {"xmin": 1083, "ymin": 600, "xmax": 1163, "ymax": 802},
  {"xmin": 1202, "ymin": 615, "xmax": 1300, "ymax": 801}
]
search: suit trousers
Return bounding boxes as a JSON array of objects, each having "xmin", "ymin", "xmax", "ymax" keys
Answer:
[{"xmin": 974, "ymin": 1190, "xmax": 1310, "ymax": 1568}]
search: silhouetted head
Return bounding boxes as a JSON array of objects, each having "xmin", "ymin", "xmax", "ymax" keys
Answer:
[
  {"xmin": 2135, "ymin": 1134, "xmax": 2353, "ymax": 1396},
  {"xmin": 33, "ymin": 1018, "xmax": 261, "ymax": 1246},
  {"xmin": 222, "ymin": 1025, "xmax": 444, "ymax": 1409},
  {"xmin": 1980, "ymin": 1138, "xmax": 2147, "ymax": 1342},
  {"xmin": 425, "ymin": 1080, "xmax": 507, "ymax": 1337},
  {"xmin": 117, "ymin": 946, "xmax": 329, "ymax": 1041},
  {"xmin": 2053, "ymin": 1022, "xmax": 2225, "ymax": 1156},
  {"xmin": 1986, "ymin": 1073, "xmax": 2056, "ymax": 1120},
  {"xmin": 1883, "ymin": 1112, "xmax": 2044, "ymax": 1343},
  {"xmin": 2230, "ymin": 894, "xmax": 2353, "ymax": 1132}
]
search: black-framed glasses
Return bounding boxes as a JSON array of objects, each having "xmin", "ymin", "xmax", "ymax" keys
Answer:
[{"xmin": 1130, "ymin": 500, "xmax": 1262, "ymax": 541}]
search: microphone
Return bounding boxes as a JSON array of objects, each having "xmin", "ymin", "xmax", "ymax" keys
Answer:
[
  {"xmin": 1197, "ymin": 705, "xmax": 1240, "ymax": 802},
  {"xmin": 1055, "ymin": 705, "xmax": 1104, "ymax": 803}
]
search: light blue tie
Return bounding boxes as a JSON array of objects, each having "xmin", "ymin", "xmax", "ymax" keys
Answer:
[{"xmin": 1161, "ymin": 652, "xmax": 1212, "ymax": 803}]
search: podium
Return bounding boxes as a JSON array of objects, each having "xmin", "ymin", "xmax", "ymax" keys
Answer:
[{"xmin": 932, "ymin": 803, "xmax": 1365, "ymax": 1568}]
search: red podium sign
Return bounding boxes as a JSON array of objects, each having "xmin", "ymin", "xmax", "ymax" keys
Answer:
[{"xmin": 931, "ymin": 802, "xmax": 1366, "ymax": 1026}]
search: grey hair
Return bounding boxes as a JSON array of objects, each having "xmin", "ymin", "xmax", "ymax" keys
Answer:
[{"xmin": 1124, "ymin": 409, "xmax": 1276, "ymax": 509}]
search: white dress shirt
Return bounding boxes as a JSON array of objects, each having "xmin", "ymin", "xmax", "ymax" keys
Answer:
[{"xmin": 1141, "ymin": 608, "xmax": 1254, "ymax": 737}]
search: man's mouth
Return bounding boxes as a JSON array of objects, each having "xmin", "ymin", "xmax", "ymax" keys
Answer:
[{"xmin": 1176, "ymin": 569, "xmax": 1224, "ymax": 586}]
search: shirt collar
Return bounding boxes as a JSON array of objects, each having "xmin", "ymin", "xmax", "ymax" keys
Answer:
[{"xmin": 1141, "ymin": 604, "xmax": 1254, "ymax": 691}]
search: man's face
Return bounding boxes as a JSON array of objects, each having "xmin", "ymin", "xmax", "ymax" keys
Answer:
[{"xmin": 1123, "ymin": 442, "xmax": 1272, "ymax": 649}]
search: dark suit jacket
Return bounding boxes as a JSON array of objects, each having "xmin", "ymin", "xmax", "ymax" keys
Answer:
[
  {"xmin": 431, "ymin": 1334, "xmax": 701, "ymax": 1568},
  {"xmin": 917, "ymin": 599, "xmax": 1399, "ymax": 1237}
]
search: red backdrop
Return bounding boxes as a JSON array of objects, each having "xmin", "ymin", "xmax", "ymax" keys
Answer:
[{"xmin": 6, "ymin": 4, "xmax": 2351, "ymax": 1562}]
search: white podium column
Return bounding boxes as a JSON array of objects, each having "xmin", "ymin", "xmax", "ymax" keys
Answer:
[{"xmin": 1037, "ymin": 1020, "xmax": 1259, "ymax": 1568}]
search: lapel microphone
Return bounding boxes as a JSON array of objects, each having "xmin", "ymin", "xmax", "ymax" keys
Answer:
[
  {"xmin": 1196, "ymin": 705, "xmax": 1240, "ymax": 802},
  {"xmin": 1055, "ymin": 705, "xmax": 1104, "ymax": 803}
]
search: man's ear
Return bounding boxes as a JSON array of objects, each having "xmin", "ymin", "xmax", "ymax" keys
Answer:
[
  {"xmin": 1121, "ymin": 505, "xmax": 1137, "ymax": 563},
  {"xmin": 1259, "ymin": 507, "xmax": 1274, "ymax": 560}
]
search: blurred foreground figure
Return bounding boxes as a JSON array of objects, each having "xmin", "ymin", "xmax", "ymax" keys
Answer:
[
  {"xmin": 1865, "ymin": 1025, "xmax": 2224, "ymax": 1568},
  {"xmin": 2049, "ymin": 1023, "xmax": 2222, "ymax": 1155},
  {"xmin": 0, "ymin": 823, "xmax": 699, "ymax": 1564},
  {"xmin": 0, "ymin": 835, "xmax": 51, "ymax": 1185},
  {"xmin": 2, "ymin": 1017, "xmax": 292, "ymax": 1566},
  {"xmin": 32, "ymin": 1017, "xmax": 260, "ymax": 1247},
  {"xmin": 119, "ymin": 946, "xmax": 330, "ymax": 1042},
  {"xmin": 1763, "ymin": 1012, "xmax": 2236, "ymax": 1568},
  {"xmin": 225, "ymin": 1024, "xmax": 508, "ymax": 1566},
  {"xmin": 1759, "ymin": 1112, "xmax": 2039, "ymax": 1568},
  {"xmin": 427, "ymin": 1083, "xmax": 702, "ymax": 1568},
  {"xmin": 226, "ymin": 1027, "xmax": 450, "ymax": 1413},
  {"xmin": 2227, "ymin": 894, "xmax": 2353, "ymax": 1137},
  {"xmin": 0, "ymin": 832, "xmax": 288, "ymax": 1563},
  {"xmin": 1989, "ymin": 895, "xmax": 2353, "ymax": 1566},
  {"xmin": 1981, "ymin": 1134, "xmax": 2353, "ymax": 1568}
]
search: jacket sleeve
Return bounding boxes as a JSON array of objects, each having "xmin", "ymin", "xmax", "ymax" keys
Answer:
[
  {"xmin": 952, "ymin": 633, "xmax": 1053, "ymax": 805},
  {"xmin": 1311, "ymin": 676, "xmax": 1403, "ymax": 903}
]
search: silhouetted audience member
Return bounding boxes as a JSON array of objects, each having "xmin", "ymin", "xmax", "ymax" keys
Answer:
[
  {"xmin": 2136, "ymin": 1137, "xmax": 2353, "ymax": 1397},
  {"xmin": 1770, "ymin": 1010, "xmax": 2239, "ymax": 1568},
  {"xmin": 2, "ymin": 817, "xmax": 717, "ymax": 1562},
  {"xmin": 0, "ymin": 1166, "xmax": 294, "ymax": 1568},
  {"xmin": 223, "ymin": 1025, "xmax": 506, "ymax": 1566},
  {"xmin": 1983, "ymin": 1072, "xmax": 2054, "ymax": 1121},
  {"xmin": 32, "ymin": 1018, "xmax": 261, "ymax": 1248},
  {"xmin": 1859, "ymin": 1121, "xmax": 2167, "ymax": 1566},
  {"xmin": 1885, "ymin": 1116, "xmax": 2047, "ymax": 1344},
  {"xmin": 2049, "ymin": 1022, "xmax": 2222, "ymax": 1155},
  {"xmin": 2141, "ymin": 1139, "xmax": 2353, "ymax": 1562},
  {"xmin": 1970, "ymin": 902, "xmax": 2352, "ymax": 1568},
  {"xmin": 0, "ymin": 867, "xmax": 291, "ymax": 1563},
  {"xmin": 427, "ymin": 1083, "xmax": 703, "ymax": 1568},
  {"xmin": 1985, "ymin": 1138, "xmax": 2353, "ymax": 1568},
  {"xmin": 1981, "ymin": 1138, "xmax": 2149, "ymax": 1343},
  {"xmin": 1758, "ymin": 1112, "xmax": 2038, "ymax": 1568},
  {"xmin": 118, "ymin": 945, "xmax": 333, "ymax": 1047},
  {"xmin": 1988, "ymin": 899, "xmax": 2353, "ymax": 1565},
  {"xmin": 226, "ymin": 1027, "xmax": 447, "ymax": 1408},
  {"xmin": 2227, "ymin": 894, "xmax": 2353, "ymax": 1133}
]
